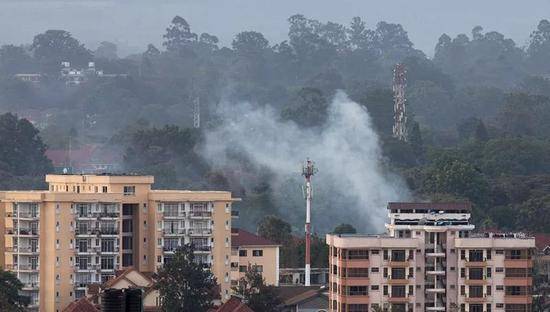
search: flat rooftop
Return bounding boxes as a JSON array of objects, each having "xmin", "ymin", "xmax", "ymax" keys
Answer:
[{"xmin": 388, "ymin": 202, "xmax": 471, "ymax": 212}]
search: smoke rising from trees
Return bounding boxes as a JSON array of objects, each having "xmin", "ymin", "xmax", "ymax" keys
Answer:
[{"xmin": 201, "ymin": 91, "xmax": 409, "ymax": 233}]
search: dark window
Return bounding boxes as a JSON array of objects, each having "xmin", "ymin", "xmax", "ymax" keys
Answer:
[
  {"xmin": 469, "ymin": 286, "xmax": 483, "ymax": 298},
  {"xmin": 122, "ymin": 205, "xmax": 133, "ymax": 216},
  {"xmin": 122, "ymin": 237, "xmax": 132, "ymax": 250},
  {"xmin": 371, "ymin": 267, "xmax": 379, "ymax": 273},
  {"xmin": 252, "ymin": 250, "xmax": 263, "ymax": 257},
  {"xmin": 371, "ymin": 285, "xmax": 379, "ymax": 290},
  {"xmin": 122, "ymin": 220, "xmax": 133, "ymax": 233},
  {"xmin": 470, "ymin": 304, "xmax": 483, "ymax": 312},
  {"xmin": 102, "ymin": 186, "xmax": 108, "ymax": 193},
  {"xmin": 122, "ymin": 253, "xmax": 133, "ymax": 266},
  {"xmin": 391, "ymin": 268, "xmax": 406, "ymax": 279},
  {"xmin": 391, "ymin": 286, "xmax": 406, "ymax": 297},
  {"xmin": 239, "ymin": 266, "xmax": 247, "ymax": 272},
  {"xmin": 469, "ymin": 268, "xmax": 483, "ymax": 280},
  {"xmin": 383, "ymin": 285, "xmax": 388, "ymax": 295},
  {"xmin": 239, "ymin": 250, "xmax": 247, "ymax": 257}
]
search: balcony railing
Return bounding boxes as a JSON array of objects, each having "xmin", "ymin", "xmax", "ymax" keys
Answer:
[
  {"xmin": 18, "ymin": 228, "xmax": 39, "ymax": 236},
  {"xmin": 15, "ymin": 212, "xmax": 39, "ymax": 219},
  {"xmin": 189, "ymin": 228, "xmax": 212, "ymax": 235},
  {"xmin": 163, "ymin": 229, "xmax": 185, "ymax": 235},
  {"xmin": 189, "ymin": 211, "xmax": 212, "ymax": 218}
]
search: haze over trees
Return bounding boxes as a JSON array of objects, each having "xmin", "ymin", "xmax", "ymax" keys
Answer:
[{"xmin": 1, "ymin": 15, "xmax": 550, "ymax": 234}]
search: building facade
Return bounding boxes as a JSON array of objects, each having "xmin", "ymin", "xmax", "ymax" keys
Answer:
[
  {"xmin": 326, "ymin": 202, "xmax": 535, "ymax": 312},
  {"xmin": 0, "ymin": 174, "xmax": 239, "ymax": 312},
  {"xmin": 230, "ymin": 228, "xmax": 280, "ymax": 287}
]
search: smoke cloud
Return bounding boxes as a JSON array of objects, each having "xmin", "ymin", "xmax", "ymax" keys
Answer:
[{"xmin": 201, "ymin": 91, "xmax": 410, "ymax": 234}]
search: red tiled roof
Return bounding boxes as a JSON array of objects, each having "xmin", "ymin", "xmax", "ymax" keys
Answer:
[
  {"xmin": 231, "ymin": 228, "xmax": 278, "ymax": 247},
  {"xmin": 216, "ymin": 297, "xmax": 254, "ymax": 312},
  {"xmin": 535, "ymin": 233, "xmax": 550, "ymax": 250},
  {"xmin": 62, "ymin": 297, "xmax": 99, "ymax": 312},
  {"xmin": 387, "ymin": 202, "xmax": 471, "ymax": 211}
]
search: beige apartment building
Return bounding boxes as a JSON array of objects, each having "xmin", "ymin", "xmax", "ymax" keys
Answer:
[
  {"xmin": 326, "ymin": 202, "xmax": 535, "ymax": 312},
  {"xmin": 0, "ymin": 174, "xmax": 239, "ymax": 312},
  {"xmin": 230, "ymin": 228, "xmax": 280, "ymax": 287}
]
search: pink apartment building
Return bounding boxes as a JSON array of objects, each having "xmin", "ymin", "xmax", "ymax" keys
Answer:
[{"xmin": 326, "ymin": 202, "xmax": 535, "ymax": 312}]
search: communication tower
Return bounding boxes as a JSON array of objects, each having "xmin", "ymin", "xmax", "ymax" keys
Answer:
[
  {"xmin": 392, "ymin": 63, "xmax": 408, "ymax": 141},
  {"xmin": 302, "ymin": 159, "xmax": 317, "ymax": 286}
]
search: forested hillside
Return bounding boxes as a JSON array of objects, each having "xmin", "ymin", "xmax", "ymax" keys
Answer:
[{"xmin": 2, "ymin": 16, "xmax": 550, "ymax": 234}]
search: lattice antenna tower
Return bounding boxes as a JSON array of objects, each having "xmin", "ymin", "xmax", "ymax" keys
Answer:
[
  {"xmin": 193, "ymin": 96, "xmax": 200, "ymax": 129},
  {"xmin": 392, "ymin": 63, "xmax": 408, "ymax": 141}
]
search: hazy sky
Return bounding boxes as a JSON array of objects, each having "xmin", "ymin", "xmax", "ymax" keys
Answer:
[{"xmin": 0, "ymin": 0, "xmax": 549, "ymax": 56}]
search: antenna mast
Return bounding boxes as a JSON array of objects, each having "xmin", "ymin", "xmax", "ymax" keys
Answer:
[
  {"xmin": 392, "ymin": 63, "xmax": 408, "ymax": 141},
  {"xmin": 302, "ymin": 159, "xmax": 317, "ymax": 286}
]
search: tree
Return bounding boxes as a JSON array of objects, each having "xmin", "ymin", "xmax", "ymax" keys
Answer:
[
  {"xmin": 257, "ymin": 215, "xmax": 292, "ymax": 245},
  {"xmin": 232, "ymin": 265, "xmax": 282, "ymax": 312},
  {"xmin": 0, "ymin": 268, "xmax": 29, "ymax": 311},
  {"xmin": 163, "ymin": 16, "xmax": 197, "ymax": 53},
  {"xmin": 527, "ymin": 20, "xmax": 550, "ymax": 74},
  {"xmin": 95, "ymin": 41, "xmax": 118, "ymax": 59},
  {"xmin": 156, "ymin": 245, "xmax": 217, "ymax": 312},
  {"xmin": 31, "ymin": 30, "xmax": 92, "ymax": 74},
  {"xmin": 0, "ymin": 113, "xmax": 52, "ymax": 177},
  {"xmin": 0, "ymin": 45, "xmax": 34, "ymax": 76},
  {"xmin": 332, "ymin": 223, "xmax": 357, "ymax": 234},
  {"xmin": 281, "ymin": 87, "xmax": 329, "ymax": 128},
  {"xmin": 232, "ymin": 31, "xmax": 269, "ymax": 57}
]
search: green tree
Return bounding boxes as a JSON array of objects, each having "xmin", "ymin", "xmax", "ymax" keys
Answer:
[
  {"xmin": 0, "ymin": 268, "xmax": 29, "ymax": 311},
  {"xmin": 163, "ymin": 16, "xmax": 198, "ymax": 53},
  {"xmin": 94, "ymin": 41, "xmax": 118, "ymax": 60},
  {"xmin": 281, "ymin": 87, "xmax": 328, "ymax": 128},
  {"xmin": 332, "ymin": 223, "xmax": 357, "ymax": 234},
  {"xmin": 257, "ymin": 215, "xmax": 292, "ymax": 245},
  {"xmin": 156, "ymin": 245, "xmax": 217, "ymax": 312},
  {"xmin": 527, "ymin": 19, "xmax": 550, "ymax": 74},
  {"xmin": 31, "ymin": 30, "xmax": 92, "ymax": 74},
  {"xmin": 0, "ymin": 45, "xmax": 34, "ymax": 76},
  {"xmin": 232, "ymin": 265, "xmax": 282, "ymax": 312}
]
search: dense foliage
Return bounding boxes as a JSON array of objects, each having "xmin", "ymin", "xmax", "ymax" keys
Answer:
[
  {"xmin": 155, "ymin": 245, "xmax": 217, "ymax": 312},
  {"xmin": 2, "ymin": 15, "xmax": 550, "ymax": 235}
]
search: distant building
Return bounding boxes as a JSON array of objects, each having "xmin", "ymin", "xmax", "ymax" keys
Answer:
[
  {"xmin": 60, "ymin": 61, "xmax": 128, "ymax": 86},
  {"xmin": 326, "ymin": 202, "xmax": 535, "ymax": 312},
  {"xmin": 14, "ymin": 73, "xmax": 41, "ymax": 83},
  {"xmin": 279, "ymin": 267, "xmax": 329, "ymax": 287},
  {"xmin": 212, "ymin": 296, "xmax": 254, "ymax": 312},
  {"xmin": 0, "ymin": 173, "xmax": 239, "ymax": 311},
  {"xmin": 231, "ymin": 228, "xmax": 280, "ymax": 287},
  {"xmin": 277, "ymin": 285, "xmax": 329, "ymax": 312}
]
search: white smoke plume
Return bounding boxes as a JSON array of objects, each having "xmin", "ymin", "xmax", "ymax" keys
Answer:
[{"xmin": 201, "ymin": 91, "xmax": 410, "ymax": 233}]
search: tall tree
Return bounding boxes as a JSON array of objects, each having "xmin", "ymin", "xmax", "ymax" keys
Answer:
[
  {"xmin": 31, "ymin": 30, "xmax": 92, "ymax": 74},
  {"xmin": 163, "ymin": 16, "xmax": 198, "ymax": 53},
  {"xmin": 232, "ymin": 265, "xmax": 282, "ymax": 312},
  {"xmin": 257, "ymin": 215, "xmax": 292, "ymax": 245},
  {"xmin": 94, "ymin": 41, "xmax": 118, "ymax": 60},
  {"xmin": 0, "ymin": 268, "xmax": 29, "ymax": 311},
  {"xmin": 156, "ymin": 245, "xmax": 217, "ymax": 312}
]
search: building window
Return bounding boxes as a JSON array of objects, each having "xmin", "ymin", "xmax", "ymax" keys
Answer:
[
  {"xmin": 239, "ymin": 250, "xmax": 247, "ymax": 257},
  {"xmin": 496, "ymin": 285, "xmax": 504, "ymax": 291},
  {"xmin": 487, "ymin": 267, "xmax": 492, "ymax": 278},
  {"xmin": 371, "ymin": 250, "xmax": 379, "ymax": 255},
  {"xmin": 371, "ymin": 267, "xmax": 379, "ymax": 273},
  {"xmin": 123, "ymin": 186, "xmax": 136, "ymax": 196},
  {"xmin": 122, "ymin": 237, "xmax": 133, "ymax": 250},
  {"xmin": 371, "ymin": 285, "xmax": 379, "ymax": 290},
  {"xmin": 122, "ymin": 253, "xmax": 133, "ymax": 266},
  {"xmin": 252, "ymin": 250, "xmax": 263, "ymax": 257},
  {"xmin": 383, "ymin": 285, "xmax": 388, "ymax": 295},
  {"xmin": 496, "ymin": 267, "xmax": 504, "ymax": 273},
  {"xmin": 239, "ymin": 266, "xmax": 247, "ymax": 272},
  {"xmin": 101, "ymin": 257, "xmax": 114, "ymax": 270},
  {"xmin": 496, "ymin": 250, "xmax": 504, "ymax": 255},
  {"xmin": 496, "ymin": 304, "xmax": 504, "ymax": 308},
  {"xmin": 102, "ymin": 186, "xmax": 108, "ymax": 193}
]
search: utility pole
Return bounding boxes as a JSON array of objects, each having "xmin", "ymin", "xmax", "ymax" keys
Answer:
[
  {"xmin": 392, "ymin": 63, "xmax": 408, "ymax": 141},
  {"xmin": 302, "ymin": 159, "xmax": 317, "ymax": 286}
]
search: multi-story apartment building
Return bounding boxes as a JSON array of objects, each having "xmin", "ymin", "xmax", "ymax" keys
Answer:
[
  {"xmin": 326, "ymin": 202, "xmax": 535, "ymax": 312},
  {"xmin": 0, "ymin": 174, "xmax": 239, "ymax": 312},
  {"xmin": 230, "ymin": 228, "xmax": 280, "ymax": 287}
]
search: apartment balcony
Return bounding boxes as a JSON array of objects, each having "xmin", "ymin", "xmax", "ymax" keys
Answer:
[
  {"xmin": 426, "ymin": 267, "xmax": 446, "ymax": 275},
  {"xmin": 504, "ymin": 295, "xmax": 532, "ymax": 304},
  {"xmin": 17, "ymin": 228, "xmax": 39, "ymax": 237},
  {"xmin": 425, "ymin": 286, "xmax": 446, "ymax": 293},
  {"xmin": 388, "ymin": 259, "xmax": 412, "ymax": 267},
  {"xmin": 188, "ymin": 228, "xmax": 212, "ymax": 236},
  {"xmin": 425, "ymin": 305, "xmax": 446, "ymax": 311},
  {"xmin": 75, "ymin": 265, "xmax": 98, "ymax": 272},
  {"xmin": 5, "ymin": 227, "xmax": 14, "ymax": 235},
  {"xmin": 98, "ymin": 212, "xmax": 119, "ymax": 219},
  {"xmin": 336, "ymin": 294, "xmax": 369, "ymax": 304},
  {"xmin": 387, "ymin": 277, "xmax": 410, "ymax": 285},
  {"xmin": 76, "ymin": 248, "xmax": 96, "ymax": 255},
  {"xmin": 76, "ymin": 214, "xmax": 95, "ymax": 220},
  {"xmin": 194, "ymin": 245, "xmax": 212, "ymax": 253},
  {"xmin": 387, "ymin": 296, "xmax": 410, "ymax": 303},
  {"xmin": 14, "ymin": 212, "xmax": 40, "ymax": 220},
  {"xmin": 503, "ymin": 277, "xmax": 532, "ymax": 286},
  {"xmin": 426, "ymin": 251, "xmax": 446, "ymax": 258},
  {"xmin": 465, "ymin": 296, "xmax": 488, "ymax": 303},
  {"xmin": 75, "ymin": 229, "xmax": 96, "ymax": 237},
  {"xmin": 337, "ymin": 259, "xmax": 370, "ymax": 268},
  {"xmin": 8, "ymin": 264, "xmax": 39, "ymax": 271},
  {"xmin": 14, "ymin": 246, "xmax": 40, "ymax": 255},
  {"xmin": 21, "ymin": 282, "xmax": 39, "ymax": 290},
  {"xmin": 504, "ymin": 259, "xmax": 533, "ymax": 268},
  {"xmin": 464, "ymin": 259, "xmax": 488, "ymax": 267},
  {"xmin": 189, "ymin": 211, "xmax": 212, "ymax": 219},
  {"xmin": 163, "ymin": 229, "xmax": 186, "ymax": 236},
  {"xmin": 335, "ymin": 276, "xmax": 369, "ymax": 286},
  {"xmin": 163, "ymin": 213, "xmax": 186, "ymax": 219},
  {"xmin": 465, "ymin": 277, "xmax": 488, "ymax": 285},
  {"xmin": 98, "ymin": 229, "xmax": 119, "ymax": 236}
]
